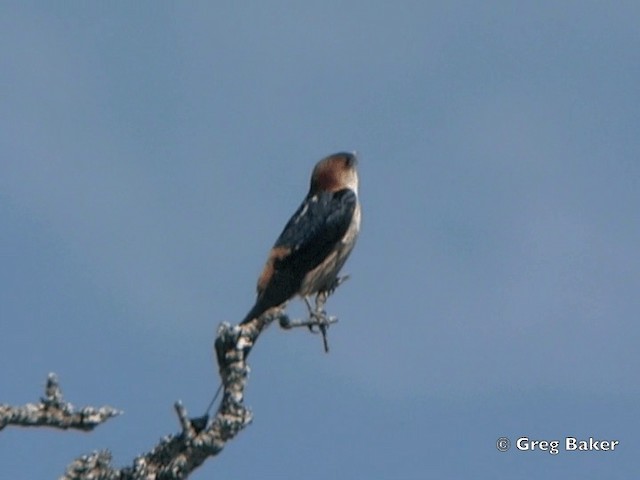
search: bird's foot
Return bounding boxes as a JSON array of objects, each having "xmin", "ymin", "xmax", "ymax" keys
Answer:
[
  {"xmin": 304, "ymin": 309, "xmax": 334, "ymax": 352},
  {"xmin": 278, "ymin": 301, "xmax": 337, "ymax": 353}
]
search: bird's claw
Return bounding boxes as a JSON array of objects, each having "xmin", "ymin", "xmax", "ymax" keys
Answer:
[
  {"xmin": 291, "ymin": 289, "xmax": 345, "ymax": 351},
  {"xmin": 305, "ymin": 310, "xmax": 335, "ymax": 352},
  {"xmin": 307, "ymin": 307, "xmax": 326, "ymax": 326},
  {"xmin": 278, "ymin": 305, "xmax": 337, "ymax": 353}
]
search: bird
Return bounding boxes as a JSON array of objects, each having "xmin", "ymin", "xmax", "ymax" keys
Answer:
[
  {"xmin": 240, "ymin": 151, "xmax": 361, "ymax": 328},
  {"xmin": 202, "ymin": 152, "xmax": 361, "ymax": 418}
]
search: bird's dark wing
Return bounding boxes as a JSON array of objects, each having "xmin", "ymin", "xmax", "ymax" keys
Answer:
[{"xmin": 273, "ymin": 188, "xmax": 357, "ymax": 272}]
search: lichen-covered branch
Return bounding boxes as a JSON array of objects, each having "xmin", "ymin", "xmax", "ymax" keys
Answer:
[
  {"xmin": 3, "ymin": 287, "xmax": 343, "ymax": 479},
  {"xmin": 61, "ymin": 309, "xmax": 280, "ymax": 480},
  {"xmin": 0, "ymin": 373, "xmax": 121, "ymax": 432}
]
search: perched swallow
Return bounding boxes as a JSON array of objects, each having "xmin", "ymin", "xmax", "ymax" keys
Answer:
[{"xmin": 241, "ymin": 151, "xmax": 361, "ymax": 325}]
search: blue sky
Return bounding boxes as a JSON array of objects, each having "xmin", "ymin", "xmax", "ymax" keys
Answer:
[{"xmin": 1, "ymin": 2, "xmax": 639, "ymax": 478}]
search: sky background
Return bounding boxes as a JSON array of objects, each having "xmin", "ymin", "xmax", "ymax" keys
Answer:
[{"xmin": 1, "ymin": 2, "xmax": 639, "ymax": 479}]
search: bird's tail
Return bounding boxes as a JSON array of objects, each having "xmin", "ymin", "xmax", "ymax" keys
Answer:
[
  {"xmin": 240, "ymin": 299, "xmax": 273, "ymax": 325},
  {"xmin": 240, "ymin": 304, "xmax": 261, "ymax": 325}
]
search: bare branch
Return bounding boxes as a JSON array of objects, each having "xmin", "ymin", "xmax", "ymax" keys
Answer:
[
  {"xmin": 0, "ymin": 373, "xmax": 121, "ymax": 432},
  {"xmin": 4, "ymin": 283, "xmax": 347, "ymax": 479},
  {"xmin": 279, "ymin": 313, "xmax": 339, "ymax": 330},
  {"xmin": 61, "ymin": 309, "xmax": 280, "ymax": 479}
]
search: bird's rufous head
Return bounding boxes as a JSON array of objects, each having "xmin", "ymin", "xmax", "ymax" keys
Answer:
[{"xmin": 309, "ymin": 152, "xmax": 359, "ymax": 195}]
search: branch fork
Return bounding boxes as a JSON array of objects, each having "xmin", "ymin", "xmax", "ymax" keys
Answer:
[{"xmin": 2, "ymin": 275, "xmax": 351, "ymax": 479}]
